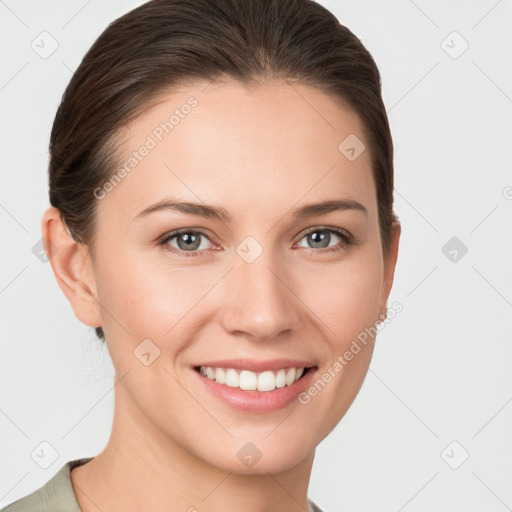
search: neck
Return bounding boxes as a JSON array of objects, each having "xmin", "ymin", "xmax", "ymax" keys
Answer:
[{"xmin": 71, "ymin": 381, "xmax": 315, "ymax": 512}]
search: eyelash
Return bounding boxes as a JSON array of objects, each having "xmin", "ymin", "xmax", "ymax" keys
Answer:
[{"xmin": 157, "ymin": 227, "xmax": 353, "ymax": 258}]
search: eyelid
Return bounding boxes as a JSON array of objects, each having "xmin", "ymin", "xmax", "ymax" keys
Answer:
[
  {"xmin": 295, "ymin": 225, "xmax": 352, "ymax": 242},
  {"xmin": 158, "ymin": 227, "xmax": 216, "ymax": 243}
]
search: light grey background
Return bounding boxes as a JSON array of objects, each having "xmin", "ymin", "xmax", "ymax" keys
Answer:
[{"xmin": 1, "ymin": 1, "xmax": 511, "ymax": 510}]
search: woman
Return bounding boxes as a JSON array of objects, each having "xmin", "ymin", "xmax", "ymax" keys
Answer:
[{"xmin": 2, "ymin": 0, "xmax": 400, "ymax": 510}]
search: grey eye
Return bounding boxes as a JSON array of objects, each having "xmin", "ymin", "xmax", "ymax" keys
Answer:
[
  {"xmin": 166, "ymin": 231, "xmax": 213, "ymax": 252},
  {"xmin": 297, "ymin": 229, "xmax": 343, "ymax": 249}
]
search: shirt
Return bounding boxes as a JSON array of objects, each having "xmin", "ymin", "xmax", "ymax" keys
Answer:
[{"xmin": 1, "ymin": 458, "xmax": 326, "ymax": 512}]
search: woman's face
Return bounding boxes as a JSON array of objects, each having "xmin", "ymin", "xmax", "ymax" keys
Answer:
[{"xmin": 61, "ymin": 79, "xmax": 399, "ymax": 473}]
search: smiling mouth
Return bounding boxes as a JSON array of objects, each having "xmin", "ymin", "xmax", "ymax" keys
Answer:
[{"xmin": 193, "ymin": 365, "xmax": 314, "ymax": 392}]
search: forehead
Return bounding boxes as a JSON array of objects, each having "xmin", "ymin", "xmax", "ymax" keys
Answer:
[{"xmin": 98, "ymin": 79, "xmax": 376, "ymax": 224}]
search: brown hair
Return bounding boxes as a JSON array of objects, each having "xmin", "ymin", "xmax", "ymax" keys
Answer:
[{"xmin": 48, "ymin": 0, "xmax": 397, "ymax": 342}]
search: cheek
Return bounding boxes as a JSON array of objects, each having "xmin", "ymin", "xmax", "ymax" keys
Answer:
[
  {"xmin": 95, "ymin": 249, "xmax": 219, "ymax": 348},
  {"xmin": 299, "ymin": 251, "xmax": 384, "ymax": 347}
]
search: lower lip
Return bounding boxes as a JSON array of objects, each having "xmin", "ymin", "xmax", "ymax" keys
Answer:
[{"xmin": 194, "ymin": 367, "xmax": 317, "ymax": 412}]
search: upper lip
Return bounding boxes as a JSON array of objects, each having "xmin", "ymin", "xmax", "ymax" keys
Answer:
[{"xmin": 194, "ymin": 358, "xmax": 317, "ymax": 372}]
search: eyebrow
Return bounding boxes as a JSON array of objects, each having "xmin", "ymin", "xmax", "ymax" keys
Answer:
[{"xmin": 133, "ymin": 197, "xmax": 367, "ymax": 223}]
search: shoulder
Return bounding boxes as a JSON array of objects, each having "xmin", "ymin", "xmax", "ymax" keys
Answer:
[{"xmin": 1, "ymin": 458, "xmax": 94, "ymax": 512}]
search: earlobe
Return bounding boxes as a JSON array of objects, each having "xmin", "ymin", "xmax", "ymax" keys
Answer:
[
  {"xmin": 41, "ymin": 206, "xmax": 102, "ymax": 329},
  {"xmin": 378, "ymin": 220, "xmax": 401, "ymax": 321}
]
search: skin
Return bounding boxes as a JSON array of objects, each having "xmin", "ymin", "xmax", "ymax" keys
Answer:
[{"xmin": 42, "ymin": 78, "xmax": 400, "ymax": 512}]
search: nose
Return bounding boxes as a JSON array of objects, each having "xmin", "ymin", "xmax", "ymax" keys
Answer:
[{"xmin": 219, "ymin": 250, "xmax": 302, "ymax": 341}]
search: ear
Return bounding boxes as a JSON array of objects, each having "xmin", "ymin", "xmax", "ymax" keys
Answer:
[
  {"xmin": 41, "ymin": 206, "xmax": 102, "ymax": 329},
  {"xmin": 378, "ymin": 220, "xmax": 401, "ymax": 322}
]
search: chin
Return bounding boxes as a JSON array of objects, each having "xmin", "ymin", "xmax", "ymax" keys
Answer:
[{"xmin": 191, "ymin": 430, "xmax": 318, "ymax": 475}]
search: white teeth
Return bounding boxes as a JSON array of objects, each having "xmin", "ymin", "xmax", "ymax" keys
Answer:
[
  {"xmin": 198, "ymin": 366, "xmax": 308, "ymax": 392},
  {"xmin": 225, "ymin": 368, "xmax": 239, "ymax": 388},
  {"xmin": 286, "ymin": 368, "xmax": 296, "ymax": 386},
  {"xmin": 239, "ymin": 370, "xmax": 257, "ymax": 390},
  {"xmin": 215, "ymin": 367, "xmax": 226, "ymax": 385},
  {"xmin": 275, "ymin": 369, "xmax": 287, "ymax": 388},
  {"xmin": 258, "ymin": 371, "xmax": 275, "ymax": 392}
]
